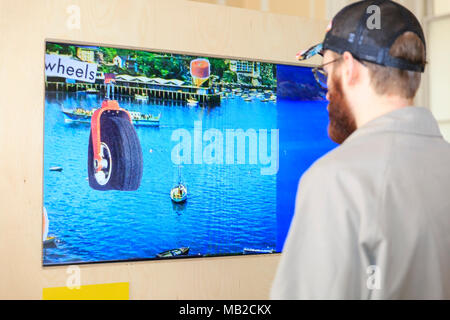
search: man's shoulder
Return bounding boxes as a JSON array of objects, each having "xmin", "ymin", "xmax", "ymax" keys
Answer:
[
  {"xmin": 301, "ymin": 127, "xmax": 450, "ymax": 190},
  {"xmin": 301, "ymin": 134, "xmax": 393, "ymax": 186}
]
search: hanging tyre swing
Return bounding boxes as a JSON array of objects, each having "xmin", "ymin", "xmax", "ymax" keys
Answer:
[{"xmin": 88, "ymin": 100, "xmax": 143, "ymax": 191}]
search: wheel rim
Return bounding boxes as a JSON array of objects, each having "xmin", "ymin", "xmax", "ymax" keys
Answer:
[{"xmin": 94, "ymin": 142, "xmax": 112, "ymax": 186}]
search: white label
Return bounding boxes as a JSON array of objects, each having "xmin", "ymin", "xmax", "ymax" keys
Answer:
[{"xmin": 45, "ymin": 54, "xmax": 97, "ymax": 83}]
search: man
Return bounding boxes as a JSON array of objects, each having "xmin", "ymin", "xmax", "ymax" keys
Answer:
[{"xmin": 271, "ymin": 0, "xmax": 450, "ymax": 299}]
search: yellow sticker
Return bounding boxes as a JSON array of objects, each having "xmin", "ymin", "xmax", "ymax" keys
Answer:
[{"xmin": 43, "ymin": 282, "xmax": 129, "ymax": 300}]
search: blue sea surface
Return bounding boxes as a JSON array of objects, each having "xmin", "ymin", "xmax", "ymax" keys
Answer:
[{"xmin": 43, "ymin": 92, "xmax": 278, "ymax": 264}]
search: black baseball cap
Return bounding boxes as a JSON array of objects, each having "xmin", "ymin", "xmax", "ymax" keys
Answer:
[{"xmin": 296, "ymin": 0, "xmax": 426, "ymax": 72}]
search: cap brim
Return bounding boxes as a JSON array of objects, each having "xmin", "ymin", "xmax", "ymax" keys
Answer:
[{"xmin": 296, "ymin": 43, "xmax": 324, "ymax": 61}]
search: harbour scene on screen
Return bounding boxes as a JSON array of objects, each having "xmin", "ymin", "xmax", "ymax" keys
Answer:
[{"xmin": 43, "ymin": 42, "xmax": 335, "ymax": 265}]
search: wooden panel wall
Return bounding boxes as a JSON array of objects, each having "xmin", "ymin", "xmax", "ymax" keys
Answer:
[
  {"xmin": 190, "ymin": 0, "xmax": 327, "ymax": 20},
  {"xmin": 0, "ymin": 0, "xmax": 327, "ymax": 299}
]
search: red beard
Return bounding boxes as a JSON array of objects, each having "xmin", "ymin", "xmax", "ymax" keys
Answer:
[{"xmin": 327, "ymin": 73, "xmax": 357, "ymax": 144}]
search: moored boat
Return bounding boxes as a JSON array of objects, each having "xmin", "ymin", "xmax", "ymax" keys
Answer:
[
  {"xmin": 156, "ymin": 247, "xmax": 190, "ymax": 258},
  {"xmin": 170, "ymin": 165, "xmax": 187, "ymax": 203},
  {"xmin": 43, "ymin": 236, "xmax": 57, "ymax": 248},
  {"xmin": 86, "ymin": 88, "xmax": 99, "ymax": 94},
  {"xmin": 62, "ymin": 108, "xmax": 160, "ymax": 126},
  {"xmin": 43, "ymin": 207, "xmax": 57, "ymax": 248},
  {"xmin": 129, "ymin": 111, "xmax": 161, "ymax": 126},
  {"xmin": 170, "ymin": 184, "xmax": 187, "ymax": 203},
  {"xmin": 135, "ymin": 93, "xmax": 149, "ymax": 101},
  {"xmin": 186, "ymin": 97, "xmax": 198, "ymax": 106},
  {"xmin": 243, "ymin": 248, "xmax": 276, "ymax": 255}
]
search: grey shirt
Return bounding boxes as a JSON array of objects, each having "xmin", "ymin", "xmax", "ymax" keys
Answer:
[{"xmin": 271, "ymin": 107, "xmax": 450, "ymax": 300}]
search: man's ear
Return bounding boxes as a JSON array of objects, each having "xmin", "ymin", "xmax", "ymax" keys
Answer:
[{"xmin": 342, "ymin": 51, "xmax": 359, "ymax": 86}]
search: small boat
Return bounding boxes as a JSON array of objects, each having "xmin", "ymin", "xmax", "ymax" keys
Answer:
[
  {"xmin": 186, "ymin": 97, "xmax": 198, "ymax": 106},
  {"xmin": 170, "ymin": 165, "xmax": 187, "ymax": 203},
  {"xmin": 50, "ymin": 166, "xmax": 63, "ymax": 172},
  {"xmin": 62, "ymin": 108, "xmax": 160, "ymax": 126},
  {"xmin": 43, "ymin": 236, "xmax": 57, "ymax": 248},
  {"xmin": 129, "ymin": 111, "xmax": 161, "ymax": 126},
  {"xmin": 135, "ymin": 94, "xmax": 149, "ymax": 101},
  {"xmin": 43, "ymin": 207, "xmax": 57, "ymax": 248},
  {"xmin": 156, "ymin": 247, "xmax": 190, "ymax": 258},
  {"xmin": 244, "ymin": 97, "xmax": 253, "ymax": 102},
  {"xmin": 243, "ymin": 248, "xmax": 276, "ymax": 255},
  {"xmin": 170, "ymin": 184, "xmax": 187, "ymax": 203},
  {"xmin": 86, "ymin": 88, "xmax": 99, "ymax": 94},
  {"xmin": 259, "ymin": 91, "xmax": 277, "ymax": 103},
  {"xmin": 62, "ymin": 107, "xmax": 94, "ymax": 123}
]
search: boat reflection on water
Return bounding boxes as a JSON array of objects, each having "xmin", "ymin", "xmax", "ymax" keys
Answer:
[{"xmin": 172, "ymin": 200, "xmax": 187, "ymax": 215}]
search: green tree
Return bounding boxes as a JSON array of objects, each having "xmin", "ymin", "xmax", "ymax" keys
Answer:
[
  {"xmin": 46, "ymin": 43, "xmax": 76, "ymax": 57},
  {"xmin": 209, "ymin": 58, "xmax": 228, "ymax": 79},
  {"xmin": 222, "ymin": 70, "xmax": 237, "ymax": 83},
  {"xmin": 260, "ymin": 63, "xmax": 276, "ymax": 86},
  {"xmin": 101, "ymin": 47, "xmax": 118, "ymax": 63}
]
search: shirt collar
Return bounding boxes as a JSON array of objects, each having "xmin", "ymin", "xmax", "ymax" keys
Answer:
[{"xmin": 344, "ymin": 107, "xmax": 443, "ymax": 144}]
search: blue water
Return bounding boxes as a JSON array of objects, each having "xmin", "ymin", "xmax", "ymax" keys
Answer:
[{"xmin": 43, "ymin": 92, "xmax": 274, "ymax": 264}]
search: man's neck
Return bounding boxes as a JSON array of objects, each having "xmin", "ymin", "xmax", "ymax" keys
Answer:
[{"xmin": 354, "ymin": 95, "xmax": 414, "ymax": 128}]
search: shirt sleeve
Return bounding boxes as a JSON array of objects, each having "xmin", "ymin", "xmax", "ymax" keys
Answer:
[{"xmin": 270, "ymin": 164, "xmax": 369, "ymax": 299}]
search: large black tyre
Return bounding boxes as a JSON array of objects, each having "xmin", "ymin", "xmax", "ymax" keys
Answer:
[{"xmin": 88, "ymin": 115, "xmax": 143, "ymax": 191}]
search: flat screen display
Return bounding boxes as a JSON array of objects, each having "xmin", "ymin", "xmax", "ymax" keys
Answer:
[{"xmin": 42, "ymin": 41, "xmax": 336, "ymax": 265}]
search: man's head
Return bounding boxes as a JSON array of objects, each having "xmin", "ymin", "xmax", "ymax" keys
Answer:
[{"xmin": 297, "ymin": 0, "xmax": 427, "ymax": 144}]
